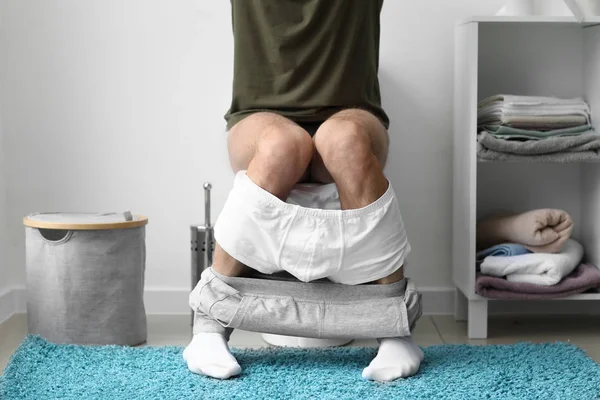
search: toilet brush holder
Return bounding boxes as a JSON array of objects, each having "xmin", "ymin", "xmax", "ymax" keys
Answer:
[{"xmin": 190, "ymin": 183, "xmax": 214, "ymax": 324}]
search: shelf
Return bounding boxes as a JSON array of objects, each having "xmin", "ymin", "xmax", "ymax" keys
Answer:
[
  {"xmin": 477, "ymin": 158, "xmax": 600, "ymax": 164},
  {"xmin": 453, "ymin": 18, "xmax": 600, "ymax": 338},
  {"xmin": 477, "ymin": 292, "xmax": 600, "ymax": 301},
  {"xmin": 461, "ymin": 15, "xmax": 600, "ymax": 27},
  {"xmin": 557, "ymin": 293, "xmax": 600, "ymax": 300}
]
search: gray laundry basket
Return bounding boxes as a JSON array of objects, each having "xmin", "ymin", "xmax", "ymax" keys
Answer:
[{"xmin": 23, "ymin": 212, "xmax": 148, "ymax": 346}]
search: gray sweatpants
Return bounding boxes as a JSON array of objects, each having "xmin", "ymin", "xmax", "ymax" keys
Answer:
[{"xmin": 190, "ymin": 268, "xmax": 422, "ymax": 340}]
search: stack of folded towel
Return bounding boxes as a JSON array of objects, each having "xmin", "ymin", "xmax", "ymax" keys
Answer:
[
  {"xmin": 475, "ymin": 208, "xmax": 600, "ymax": 299},
  {"xmin": 477, "ymin": 95, "xmax": 600, "ymax": 162}
]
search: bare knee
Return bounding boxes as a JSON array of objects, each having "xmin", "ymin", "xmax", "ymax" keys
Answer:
[
  {"xmin": 228, "ymin": 112, "xmax": 313, "ymax": 178},
  {"xmin": 314, "ymin": 118, "xmax": 375, "ymax": 173},
  {"xmin": 257, "ymin": 124, "xmax": 313, "ymax": 177},
  {"xmin": 314, "ymin": 110, "xmax": 389, "ymax": 208},
  {"xmin": 245, "ymin": 121, "xmax": 313, "ymax": 198}
]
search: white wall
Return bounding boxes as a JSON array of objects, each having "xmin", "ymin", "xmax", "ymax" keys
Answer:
[
  {"xmin": 0, "ymin": 108, "xmax": 7, "ymax": 289},
  {"xmin": 0, "ymin": 96, "xmax": 13, "ymax": 322},
  {"xmin": 0, "ymin": 0, "xmax": 505, "ymax": 313}
]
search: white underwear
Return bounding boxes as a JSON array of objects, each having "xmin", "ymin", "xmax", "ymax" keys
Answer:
[{"xmin": 214, "ymin": 171, "xmax": 411, "ymax": 285}]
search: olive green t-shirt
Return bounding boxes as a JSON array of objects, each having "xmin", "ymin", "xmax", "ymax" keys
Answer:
[{"xmin": 224, "ymin": 0, "xmax": 389, "ymax": 130}]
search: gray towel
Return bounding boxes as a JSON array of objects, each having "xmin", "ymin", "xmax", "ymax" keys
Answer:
[
  {"xmin": 481, "ymin": 125, "xmax": 592, "ymax": 140},
  {"xmin": 478, "ymin": 115, "xmax": 589, "ymax": 130},
  {"xmin": 477, "ymin": 131, "xmax": 600, "ymax": 162}
]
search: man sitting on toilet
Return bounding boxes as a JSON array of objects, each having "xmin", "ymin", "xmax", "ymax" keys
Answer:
[{"xmin": 184, "ymin": 0, "xmax": 423, "ymax": 382}]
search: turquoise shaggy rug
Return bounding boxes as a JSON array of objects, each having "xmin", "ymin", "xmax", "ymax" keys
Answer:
[{"xmin": 2, "ymin": 336, "xmax": 600, "ymax": 400}]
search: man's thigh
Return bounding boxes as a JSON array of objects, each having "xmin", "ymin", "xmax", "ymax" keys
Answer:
[
  {"xmin": 310, "ymin": 109, "xmax": 389, "ymax": 184},
  {"xmin": 227, "ymin": 112, "xmax": 311, "ymax": 174}
]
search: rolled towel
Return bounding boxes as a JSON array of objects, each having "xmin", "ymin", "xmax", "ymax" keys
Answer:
[
  {"xmin": 476, "ymin": 243, "xmax": 531, "ymax": 263},
  {"xmin": 476, "ymin": 264, "xmax": 600, "ymax": 300},
  {"xmin": 480, "ymin": 239, "xmax": 584, "ymax": 286},
  {"xmin": 476, "ymin": 209, "xmax": 573, "ymax": 253}
]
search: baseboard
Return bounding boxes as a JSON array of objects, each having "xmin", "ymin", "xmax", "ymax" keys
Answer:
[
  {"xmin": 144, "ymin": 288, "xmax": 190, "ymax": 315},
  {"xmin": 2, "ymin": 286, "xmax": 599, "ymax": 320},
  {"xmin": 0, "ymin": 286, "xmax": 26, "ymax": 325},
  {"xmin": 489, "ymin": 300, "xmax": 600, "ymax": 315},
  {"xmin": 419, "ymin": 287, "xmax": 456, "ymax": 315}
]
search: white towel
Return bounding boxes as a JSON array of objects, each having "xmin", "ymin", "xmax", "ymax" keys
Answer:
[
  {"xmin": 479, "ymin": 94, "xmax": 589, "ymax": 108},
  {"xmin": 479, "ymin": 105, "xmax": 590, "ymax": 119},
  {"xmin": 501, "ymin": 95, "xmax": 588, "ymax": 106},
  {"xmin": 477, "ymin": 95, "xmax": 592, "ymax": 125},
  {"xmin": 480, "ymin": 239, "xmax": 584, "ymax": 286},
  {"xmin": 478, "ymin": 104, "xmax": 591, "ymax": 120}
]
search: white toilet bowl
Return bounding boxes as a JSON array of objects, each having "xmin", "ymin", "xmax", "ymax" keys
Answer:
[{"xmin": 262, "ymin": 333, "xmax": 352, "ymax": 348}]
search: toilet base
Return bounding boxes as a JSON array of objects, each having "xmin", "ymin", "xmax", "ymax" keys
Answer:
[{"xmin": 262, "ymin": 333, "xmax": 352, "ymax": 348}]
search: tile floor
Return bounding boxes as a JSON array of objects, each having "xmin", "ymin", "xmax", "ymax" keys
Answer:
[{"xmin": 1, "ymin": 313, "xmax": 599, "ymax": 374}]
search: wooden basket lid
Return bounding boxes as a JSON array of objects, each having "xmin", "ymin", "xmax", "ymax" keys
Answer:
[{"xmin": 23, "ymin": 212, "xmax": 148, "ymax": 230}]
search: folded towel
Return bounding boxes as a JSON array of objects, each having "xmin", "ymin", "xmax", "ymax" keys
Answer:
[
  {"xmin": 480, "ymin": 239, "xmax": 584, "ymax": 286},
  {"xmin": 478, "ymin": 95, "xmax": 591, "ymax": 127},
  {"xmin": 475, "ymin": 264, "xmax": 600, "ymax": 300},
  {"xmin": 477, "ymin": 131, "xmax": 600, "ymax": 162},
  {"xmin": 477, "ymin": 209, "xmax": 573, "ymax": 253},
  {"xmin": 476, "ymin": 243, "xmax": 531, "ymax": 263},
  {"xmin": 479, "ymin": 114, "xmax": 589, "ymax": 129},
  {"xmin": 477, "ymin": 146, "xmax": 600, "ymax": 162},
  {"xmin": 501, "ymin": 116, "xmax": 589, "ymax": 130},
  {"xmin": 481, "ymin": 125, "xmax": 592, "ymax": 140},
  {"xmin": 479, "ymin": 105, "xmax": 590, "ymax": 117},
  {"xmin": 477, "ymin": 131, "xmax": 600, "ymax": 155},
  {"xmin": 479, "ymin": 109, "xmax": 590, "ymax": 123},
  {"xmin": 478, "ymin": 95, "xmax": 590, "ymax": 108}
]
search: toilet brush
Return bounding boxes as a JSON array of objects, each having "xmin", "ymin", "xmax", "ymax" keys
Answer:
[{"xmin": 190, "ymin": 182, "xmax": 214, "ymax": 324}]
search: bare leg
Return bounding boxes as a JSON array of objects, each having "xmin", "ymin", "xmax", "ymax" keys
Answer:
[
  {"xmin": 185, "ymin": 113, "xmax": 313, "ymax": 380},
  {"xmin": 312, "ymin": 109, "xmax": 402, "ymax": 284},
  {"xmin": 312, "ymin": 109, "xmax": 388, "ymax": 209},
  {"xmin": 313, "ymin": 109, "xmax": 422, "ymax": 382},
  {"xmin": 215, "ymin": 112, "xmax": 314, "ymax": 278}
]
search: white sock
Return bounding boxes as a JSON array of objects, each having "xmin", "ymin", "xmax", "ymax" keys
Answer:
[
  {"xmin": 362, "ymin": 336, "xmax": 424, "ymax": 382},
  {"xmin": 183, "ymin": 333, "xmax": 241, "ymax": 379}
]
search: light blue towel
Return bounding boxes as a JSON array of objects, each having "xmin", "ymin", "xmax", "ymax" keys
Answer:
[{"xmin": 476, "ymin": 243, "xmax": 531, "ymax": 262}]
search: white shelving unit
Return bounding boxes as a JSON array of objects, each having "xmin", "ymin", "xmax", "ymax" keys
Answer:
[{"xmin": 453, "ymin": 16, "xmax": 600, "ymax": 339}]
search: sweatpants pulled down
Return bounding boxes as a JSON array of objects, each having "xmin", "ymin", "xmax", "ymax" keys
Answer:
[{"xmin": 190, "ymin": 268, "xmax": 422, "ymax": 340}]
